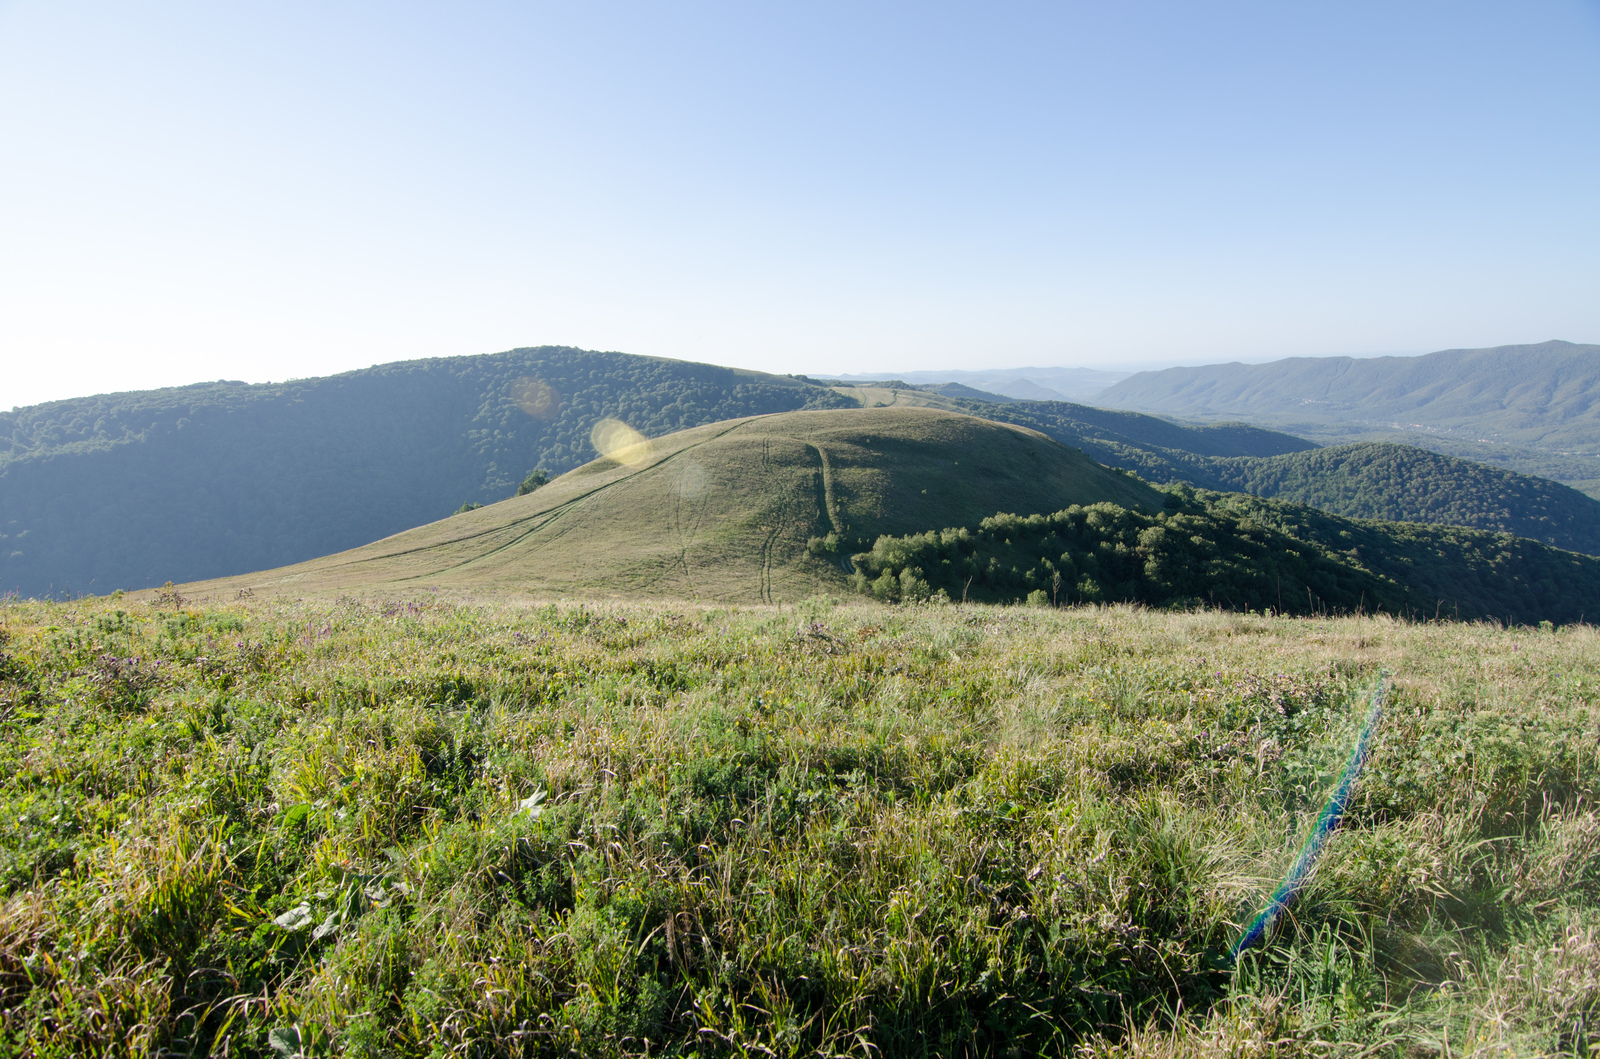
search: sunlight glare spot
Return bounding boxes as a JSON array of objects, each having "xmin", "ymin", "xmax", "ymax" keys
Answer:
[
  {"xmin": 590, "ymin": 418, "xmax": 654, "ymax": 468},
  {"xmin": 512, "ymin": 377, "xmax": 561, "ymax": 419}
]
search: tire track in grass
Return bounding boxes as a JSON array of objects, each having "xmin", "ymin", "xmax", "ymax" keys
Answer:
[
  {"xmin": 808, "ymin": 443, "xmax": 844, "ymax": 536},
  {"xmin": 347, "ymin": 418, "xmax": 762, "ymax": 582},
  {"xmin": 671, "ymin": 457, "xmax": 710, "ymax": 596}
]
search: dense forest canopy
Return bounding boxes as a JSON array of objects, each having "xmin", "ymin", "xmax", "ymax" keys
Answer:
[
  {"xmin": 851, "ymin": 487, "xmax": 1600, "ymax": 626},
  {"xmin": 966, "ymin": 403, "xmax": 1600, "ymax": 555},
  {"xmin": 1196, "ymin": 443, "xmax": 1600, "ymax": 555},
  {"xmin": 0, "ymin": 347, "xmax": 849, "ymax": 597}
]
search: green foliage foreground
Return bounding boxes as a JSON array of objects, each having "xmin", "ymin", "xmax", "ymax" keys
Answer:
[{"xmin": 1, "ymin": 595, "xmax": 1598, "ymax": 1056}]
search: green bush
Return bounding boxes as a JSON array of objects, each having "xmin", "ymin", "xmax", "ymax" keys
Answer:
[{"xmin": 515, "ymin": 468, "xmax": 551, "ymax": 496}]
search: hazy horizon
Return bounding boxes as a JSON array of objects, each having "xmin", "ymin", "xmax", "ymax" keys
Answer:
[
  {"xmin": 13, "ymin": 338, "xmax": 1591, "ymax": 412},
  {"xmin": 3, "ymin": 2, "xmax": 1597, "ymax": 409}
]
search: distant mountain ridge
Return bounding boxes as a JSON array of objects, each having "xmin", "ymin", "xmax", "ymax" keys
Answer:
[
  {"xmin": 832, "ymin": 367, "xmax": 1130, "ymax": 403},
  {"xmin": 1093, "ymin": 340, "xmax": 1600, "ymax": 495},
  {"xmin": 1096, "ymin": 340, "xmax": 1600, "ymax": 433}
]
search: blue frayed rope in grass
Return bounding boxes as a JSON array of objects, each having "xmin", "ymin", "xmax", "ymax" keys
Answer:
[{"xmin": 1230, "ymin": 672, "xmax": 1388, "ymax": 961}]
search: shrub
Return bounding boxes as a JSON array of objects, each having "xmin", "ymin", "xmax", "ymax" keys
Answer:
[{"xmin": 515, "ymin": 468, "xmax": 551, "ymax": 496}]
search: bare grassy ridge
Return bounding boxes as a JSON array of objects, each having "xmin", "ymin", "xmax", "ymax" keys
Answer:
[
  {"xmin": 187, "ymin": 408, "xmax": 1159, "ymax": 605},
  {"xmin": 1, "ymin": 595, "xmax": 1597, "ymax": 1056}
]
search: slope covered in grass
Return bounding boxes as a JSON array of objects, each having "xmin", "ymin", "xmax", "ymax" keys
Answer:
[
  {"xmin": 0, "ymin": 347, "xmax": 852, "ymax": 597},
  {"xmin": 2, "ymin": 593, "xmax": 1595, "ymax": 1056},
  {"xmin": 187, "ymin": 408, "xmax": 1160, "ymax": 604},
  {"xmin": 850, "ymin": 488, "xmax": 1600, "ymax": 625}
]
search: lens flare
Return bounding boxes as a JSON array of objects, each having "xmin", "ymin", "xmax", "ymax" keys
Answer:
[
  {"xmin": 1230, "ymin": 672, "xmax": 1388, "ymax": 961},
  {"xmin": 512, "ymin": 377, "xmax": 561, "ymax": 419},
  {"xmin": 590, "ymin": 418, "xmax": 653, "ymax": 468},
  {"xmin": 676, "ymin": 460, "xmax": 709, "ymax": 499}
]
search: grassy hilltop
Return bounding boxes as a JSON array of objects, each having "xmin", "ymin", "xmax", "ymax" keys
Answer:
[
  {"xmin": 1, "ymin": 593, "xmax": 1596, "ymax": 1056},
  {"xmin": 187, "ymin": 408, "xmax": 1159, "ymax": 605},
  {"xmin": 169, "ymin": 406, "xmax": 1600, "ymax": 627},
  {"xmin": 0, "ymin": 347, "xmax": 851, "ymax": 598},
  {"xmin": 9, "ymin": 345, "xmax": 1597, "ymax": 597}
]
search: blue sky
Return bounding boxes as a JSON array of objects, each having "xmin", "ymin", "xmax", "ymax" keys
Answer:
[{"xmin": 2, "ymin": 1, "xmax": 1598, "ymax": 408}]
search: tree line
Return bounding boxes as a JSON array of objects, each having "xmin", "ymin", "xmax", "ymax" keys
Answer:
[{"xmin": 849, "ymin": 486, "xmax": 1600, "ymax": 626}]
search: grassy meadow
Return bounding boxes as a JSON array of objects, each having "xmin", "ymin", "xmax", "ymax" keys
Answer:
[{"xmin": 1, "ymin": 591, "xmax": 1597, "ymax": 1057}]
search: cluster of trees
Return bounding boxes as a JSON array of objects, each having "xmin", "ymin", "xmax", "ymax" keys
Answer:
[
  {"xmin": 451, "ymin": 468, "xmax": 550, "ymax": 513},
  {"xmin": 515, "ymin": 469, "xmax": 551, "ymax": 495},
  {"xmin": 0, "ymin": 348, "xmax": 850, "ymax": 596},
  {"xmin": 850, "ymin": 487, "xmax": 1600, "ymax": 626}
]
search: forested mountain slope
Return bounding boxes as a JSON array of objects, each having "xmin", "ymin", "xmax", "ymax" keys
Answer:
[
  {"xmin": 955, "ymin": 401, "xmax": 1600, "ymax": 555},
  {"xmin": 1195, "ymin": 443, "xmax": 1600, "ymax": 554},
  {"xmin": 1095, "ymin": 340, "xmax": 1600, "ymax": 442},
  {"xmin": 1091, "ymin": 340, "xmax": 1600, "ymax": 494},
  {"xmin": 0, "ymin": 347, "xmax": 849, "ymax": 597}
]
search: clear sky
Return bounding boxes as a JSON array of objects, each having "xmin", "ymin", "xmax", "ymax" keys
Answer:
[{"xmin": 3, "ymin": 1, "xmax": 1598, "ymax": 409}]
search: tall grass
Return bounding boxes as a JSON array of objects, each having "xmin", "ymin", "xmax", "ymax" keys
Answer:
[{"xmin": 0, "ymin": 595, "xmax": 1595, "ymax": 1056}]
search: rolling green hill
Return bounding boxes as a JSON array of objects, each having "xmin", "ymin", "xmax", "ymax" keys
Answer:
[
  {"xmin": 1092, "ymin": 340, "xmax": 1600, "ymax": 495},
  {"xmin": 0, "ymin": 347, "xmax": 852, "ymax": 598},
  {"xmin": 185, "ymin": 407, "xmax": 1160, "ymax": 603},
  {"xmin": 186, "ymin": 405, "xmax": 1600, "ymax": 626},
  {"xmin": 9, "ymin": 346, "xmax": 1599, "ymax": 601}
]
